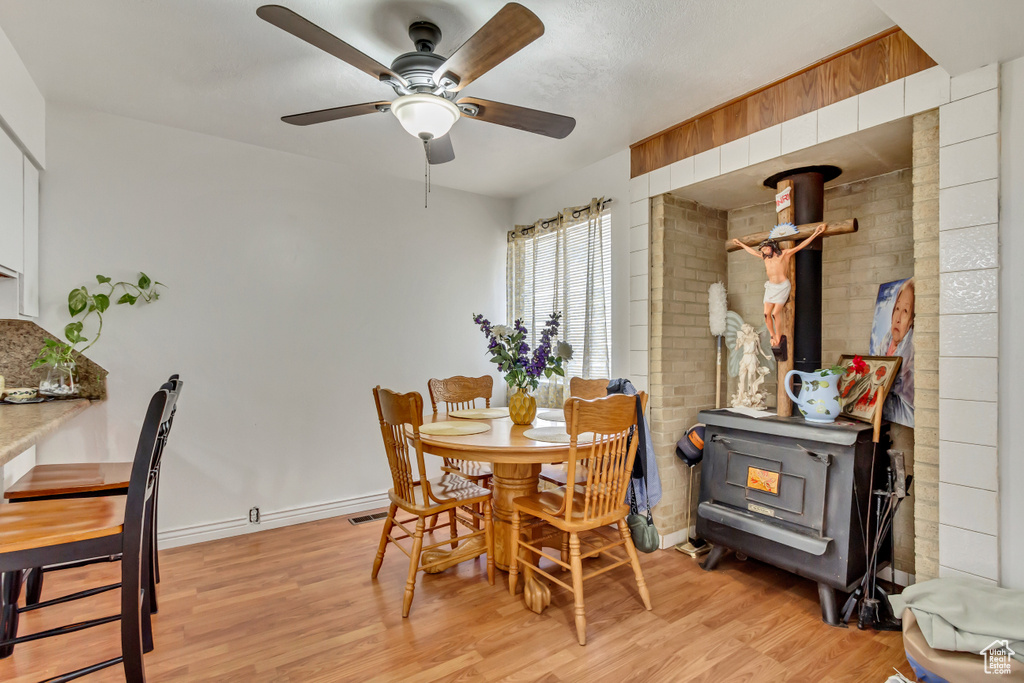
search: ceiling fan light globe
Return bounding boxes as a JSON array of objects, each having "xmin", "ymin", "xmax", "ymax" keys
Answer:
[{"xmin": 390, "ymin": 94, "xmax": 460, "ymax": 141}]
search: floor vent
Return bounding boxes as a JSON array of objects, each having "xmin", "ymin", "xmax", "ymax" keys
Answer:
[{"xmin": 349, "ymin": 511, "xmax": 389, "ymax": 525}]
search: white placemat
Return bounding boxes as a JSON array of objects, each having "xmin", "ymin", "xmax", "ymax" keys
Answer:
[
  {"xmin": 523, "ymin": 427, "xmax": 595, "ymax": 444},
  {"xmin": 536, "ymin": 409, "xmax": 565, "ymax": 423},
  {"xmin": 448, "ymin": 407, "xmax": 510, "ymax": 420},
  {"xmin": 419, "ymin": 422, "xmax": 491, "ymax": 436}
]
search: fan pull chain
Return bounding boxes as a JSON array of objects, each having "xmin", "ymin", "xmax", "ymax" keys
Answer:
[{"xmin": 423, "ymin": 139, "xmax": 432, "ymax": 208}]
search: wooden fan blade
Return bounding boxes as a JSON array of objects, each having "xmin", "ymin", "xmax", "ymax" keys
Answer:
[
  {"xmin": 257, "ymin": 5, "xmax": 406, "ymax": 86},
  {"xmin": 426, "ymin": 135, "xmax": 455, "ymax": 165},
  {"xmin": 432, "ymin": 3, "xmax": 543, "ymax": 92},
  {"xmin": 457, "ymin": 97, "xmax": 575, "ymax": 139},
  {"xmin": 282, "ymin": 102, "xmax": 390, "ymax": 126}
]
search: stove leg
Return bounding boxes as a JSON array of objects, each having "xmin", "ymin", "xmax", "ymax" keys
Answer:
[
  {"xmin": 818, "ymin": 583, "xmax": 840, "ymax": 626},
  {"xmin": 700, "ymin": 545, "xmax": 728, "ymax": 571}
]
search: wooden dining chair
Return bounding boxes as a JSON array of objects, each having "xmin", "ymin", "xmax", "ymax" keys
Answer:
[
  {"xmin": 5, "ymin": 374, "xmax": 182, "ymax": 615},
  {"xmin": 426, "ymin": 376, "xmax": 494, "ymax": 488},
  {"xmin": 509, "ymin": 393, "xmax": 652, "ymax": 645},
  {"xmin": 372, "ymin": 386, "xmax": 494, "ymax": 617},
  {"xmin": 568, "ymin": 377, "xmax": 609, "ymax": 400},
  {"xmin": 0, "ymin": 382, "xmax": 179, "ymax": 681},
  {"xmin": 538, "ymin": 377, "xmax": 609, "ymax": 487}
]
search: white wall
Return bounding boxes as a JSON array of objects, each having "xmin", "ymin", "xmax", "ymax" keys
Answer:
[
  {"xmin": 999, "ymin": 55, "xmax": 1024, "ymax": 589},
  {"xmin": 510, "ymin": 150, "xmax": 631, "ymax": 381},
  {"xmin": 35, "ymin": 105, "xmax": 510, "ymax": 545}
]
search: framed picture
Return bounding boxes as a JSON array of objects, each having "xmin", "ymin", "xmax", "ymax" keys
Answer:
[
  {"xmin": 869, "ymin": 278, "xmax": 915, "ymax": 428},
  {"xmin": 836, "ymin": 354, "xmax": 902, "ymax": 442}
]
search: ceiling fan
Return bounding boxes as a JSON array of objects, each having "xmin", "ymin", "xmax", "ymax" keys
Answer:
[{"xmin": 256, "ymin": 3, "xmax": 576, "ymax": 165}]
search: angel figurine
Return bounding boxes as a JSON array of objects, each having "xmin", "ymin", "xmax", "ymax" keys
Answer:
[
  {"xmin": 732, "ymin": 223, "xmax": 825, "ymax": 360},
  {"xmin": 725, "ymin": 311, "xmax": 773, "ymax": 409}
]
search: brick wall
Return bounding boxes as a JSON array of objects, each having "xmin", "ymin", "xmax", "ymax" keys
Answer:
[
  {"xmin": 649, "ymin": 195, "xmax": 727, "ymax": 537},
  {"xmin": 912, "ymin": 109, "xmax": 940, "ymax": 581},
  {"xmin": 726, "ymin": 169, "xmax": 920, "ymax": 573}
]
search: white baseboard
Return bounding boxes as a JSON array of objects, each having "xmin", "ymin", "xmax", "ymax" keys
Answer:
[
  {"xmin": 158, "ymin": 491, "xmax": 389, "ymax": 549},
  {"xmin": 659, "ymin": 527, "xmax": 693, "ymax": 550}
]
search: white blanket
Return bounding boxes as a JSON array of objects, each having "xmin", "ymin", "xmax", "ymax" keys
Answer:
[{"xmin": 889, "ymin": 578, "xmax": 1024, "ymax": 662}]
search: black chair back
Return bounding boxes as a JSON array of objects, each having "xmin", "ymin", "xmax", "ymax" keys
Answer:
[
  {"xmin": 153, "ymin": 377, "xmax": 183, "ymax": 473},
  {"xmin": 124, "ymin": 384, "xmax": 178, "ymax": 551}
]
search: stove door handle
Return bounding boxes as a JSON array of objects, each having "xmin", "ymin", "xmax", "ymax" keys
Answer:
[{"xmin": 799, "ymin": 444, "xmax": 832, "ymax": 466}]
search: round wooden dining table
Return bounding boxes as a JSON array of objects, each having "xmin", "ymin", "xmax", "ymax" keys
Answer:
[{"xmin": 417, "ymin": 411, "xmax": 569, "ymax": 573}]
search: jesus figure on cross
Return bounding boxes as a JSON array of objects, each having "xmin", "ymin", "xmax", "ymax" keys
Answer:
[{"xmin": 732, "ymin": 223, "xmax": 826, "ymax": 356}]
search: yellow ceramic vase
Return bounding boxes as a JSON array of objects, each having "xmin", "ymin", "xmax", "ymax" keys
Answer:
[{"xmin": 508, "ymin": 387, "xmax": 537, "ymax": 425}]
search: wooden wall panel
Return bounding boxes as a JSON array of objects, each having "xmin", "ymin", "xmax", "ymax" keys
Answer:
[
  {"xmin": 722, "ymin": 100, "xmax": 747, "ymax": 143},
  {"xmin": 886, "ymin": 30, "xmax": 934, "ymax": 76},
  {"xmin": 669, "ymin": 122, "xmax": 697, "ymax": 164},
  {"xmin": 783, "ymin": 67, "xmax": 823, "ymax": 120},
  {"xmin": 630, "ymin": 28, "xmax": 936, "ymax": 178},
  {"xmin": 695, "ymin": 107, "xmax": 726, "ymax": 151},
  {"xmin": 746, "ymin": 83, "xmax": 785, "ymax": 135}
]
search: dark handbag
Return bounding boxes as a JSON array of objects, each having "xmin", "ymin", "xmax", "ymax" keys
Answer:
[{"xmin": 626, "ymin": 394, "xmax": 658, "ymax": 553}]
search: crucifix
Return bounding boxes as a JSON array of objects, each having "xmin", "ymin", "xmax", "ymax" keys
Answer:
[{"xmin": 726, "ymin": 167, "xmax": 858, "ymax": 417}]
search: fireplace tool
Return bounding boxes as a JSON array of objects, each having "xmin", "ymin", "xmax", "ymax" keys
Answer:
[{"xmin": 841, "ymin": 449, "xmax": 912, "ymax": 630}]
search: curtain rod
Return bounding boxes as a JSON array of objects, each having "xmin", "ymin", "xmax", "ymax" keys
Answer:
[{"xmin": 511, "ymin": 198, "xmax": 614, "ymax": 238}]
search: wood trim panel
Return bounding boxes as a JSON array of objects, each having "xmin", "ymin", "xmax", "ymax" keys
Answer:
[{"xmin": 630, "ymin": 28, "xmax": 936, "ymax": 178}]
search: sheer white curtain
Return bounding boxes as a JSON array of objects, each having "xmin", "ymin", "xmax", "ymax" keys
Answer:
[{"xmin": 507, "ymin": 198, "xmax": 612, "ymax": 407}]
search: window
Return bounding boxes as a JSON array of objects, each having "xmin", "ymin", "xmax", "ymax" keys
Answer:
[{"xmin": 507, "ymin": 199, "xmax": 612, "ymax": 403}]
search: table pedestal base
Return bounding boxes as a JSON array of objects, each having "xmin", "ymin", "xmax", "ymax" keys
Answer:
[
  {"xmin": 421, "ymin": 536, "xmax": 486, "ymax": 574},
  {"xmin": 523, "ymin": 571, "xmax": 551, "ymax": 614},
  {"xmin": 492, "ymin": 462, "xmax": 559, "ymax": 613},
  {"xmin": 490, "ymin": 462, "xmax": 541, "ymax": 571}
]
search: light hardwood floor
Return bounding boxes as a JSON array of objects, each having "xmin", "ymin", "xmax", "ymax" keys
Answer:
[{"xmin": 0, "ymin": 512, "xmax": 911, "ymax": 682}]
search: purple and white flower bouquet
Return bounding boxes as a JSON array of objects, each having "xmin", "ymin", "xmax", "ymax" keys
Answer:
[{"xmin": 472, "ymin": 312, "xmax": 571, "ymax": 391}]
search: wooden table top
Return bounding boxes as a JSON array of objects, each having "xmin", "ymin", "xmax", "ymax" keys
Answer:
[
  {"xmin": 415, "ymin": 412, "xmax": 571, "ymax": 464},
  {"xmin": 0, "ymin": 398, "xmax": 93, "ymax": 467}
]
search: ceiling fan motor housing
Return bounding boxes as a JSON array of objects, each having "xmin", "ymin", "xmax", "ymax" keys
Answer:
[
  {"xmin": 408, "ymin": 21, "xmax": 442, "ymax": 53},
  {"xmin": 390, "ymin": 51, "xmax": 447, "ymax": 91}
]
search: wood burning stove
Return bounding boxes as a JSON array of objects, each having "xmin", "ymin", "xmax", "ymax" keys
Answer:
[
  {"xmin": 696, "ymin": 411, "xmax": 888, "ymax": 626},
  {"xmin": 694, "ymin": 164, "xmax": 892, "ymax": 626}
]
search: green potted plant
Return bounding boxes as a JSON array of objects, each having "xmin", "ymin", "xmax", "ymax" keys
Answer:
[{"xmin": 33, "ymin": 272, "xmax": 165, "ymax": 396}]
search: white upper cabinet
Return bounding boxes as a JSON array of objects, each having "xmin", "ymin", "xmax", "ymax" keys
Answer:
[
  {"xmin": 20, "ymin": 155, "xmax": 38, "ymax": 316},
  {"xmin": 0, "ymin": 130, "xmax": 24, "ymax": 274}
]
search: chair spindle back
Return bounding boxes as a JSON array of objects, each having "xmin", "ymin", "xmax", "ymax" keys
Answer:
[
  {"xmin": 427, "ymin": 376, "xmax": 493, "ymax": 472},
  {"xmin": 561, "ymin": 393, "xmax": 645, "ymax": 523},
  {"xmin": 373, "ymin": 386, "xmax": 431, "ymax": 507},
  {"xmin": 427, "ymin": 376, "xmax": 493, "ymax": 413}
]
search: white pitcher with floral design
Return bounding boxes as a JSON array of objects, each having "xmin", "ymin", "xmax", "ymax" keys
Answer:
[{"xmin": 784, "ymin": 369, "xmax": 841, "ymax": 423}]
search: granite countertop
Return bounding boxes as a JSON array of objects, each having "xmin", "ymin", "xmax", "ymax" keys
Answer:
[{"xmin": 0, "ymin": 399, "xmax": 92, "ymax": 467}]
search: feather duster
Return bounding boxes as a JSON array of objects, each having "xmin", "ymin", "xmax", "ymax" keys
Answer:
[{"xmin": 708, "ymin": 282, "xmax": 728, "ymax": 337}]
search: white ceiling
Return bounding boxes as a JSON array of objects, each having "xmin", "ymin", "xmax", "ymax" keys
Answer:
[
  {"xmin": 672, "ymin": 118, "xmax": 912, "ymax": 210},
  {"xmin": 873, "ymin": 0, "xmax": 1024, "ymax": 76},
  {"xmin": 0, "ymin": 1, "xmax": 894, "ymax": 198}
]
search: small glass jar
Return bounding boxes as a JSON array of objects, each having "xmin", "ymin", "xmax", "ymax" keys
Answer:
[{"xmin": 39, "ymin": 361, "xmax": 78, "ymax": 397}]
